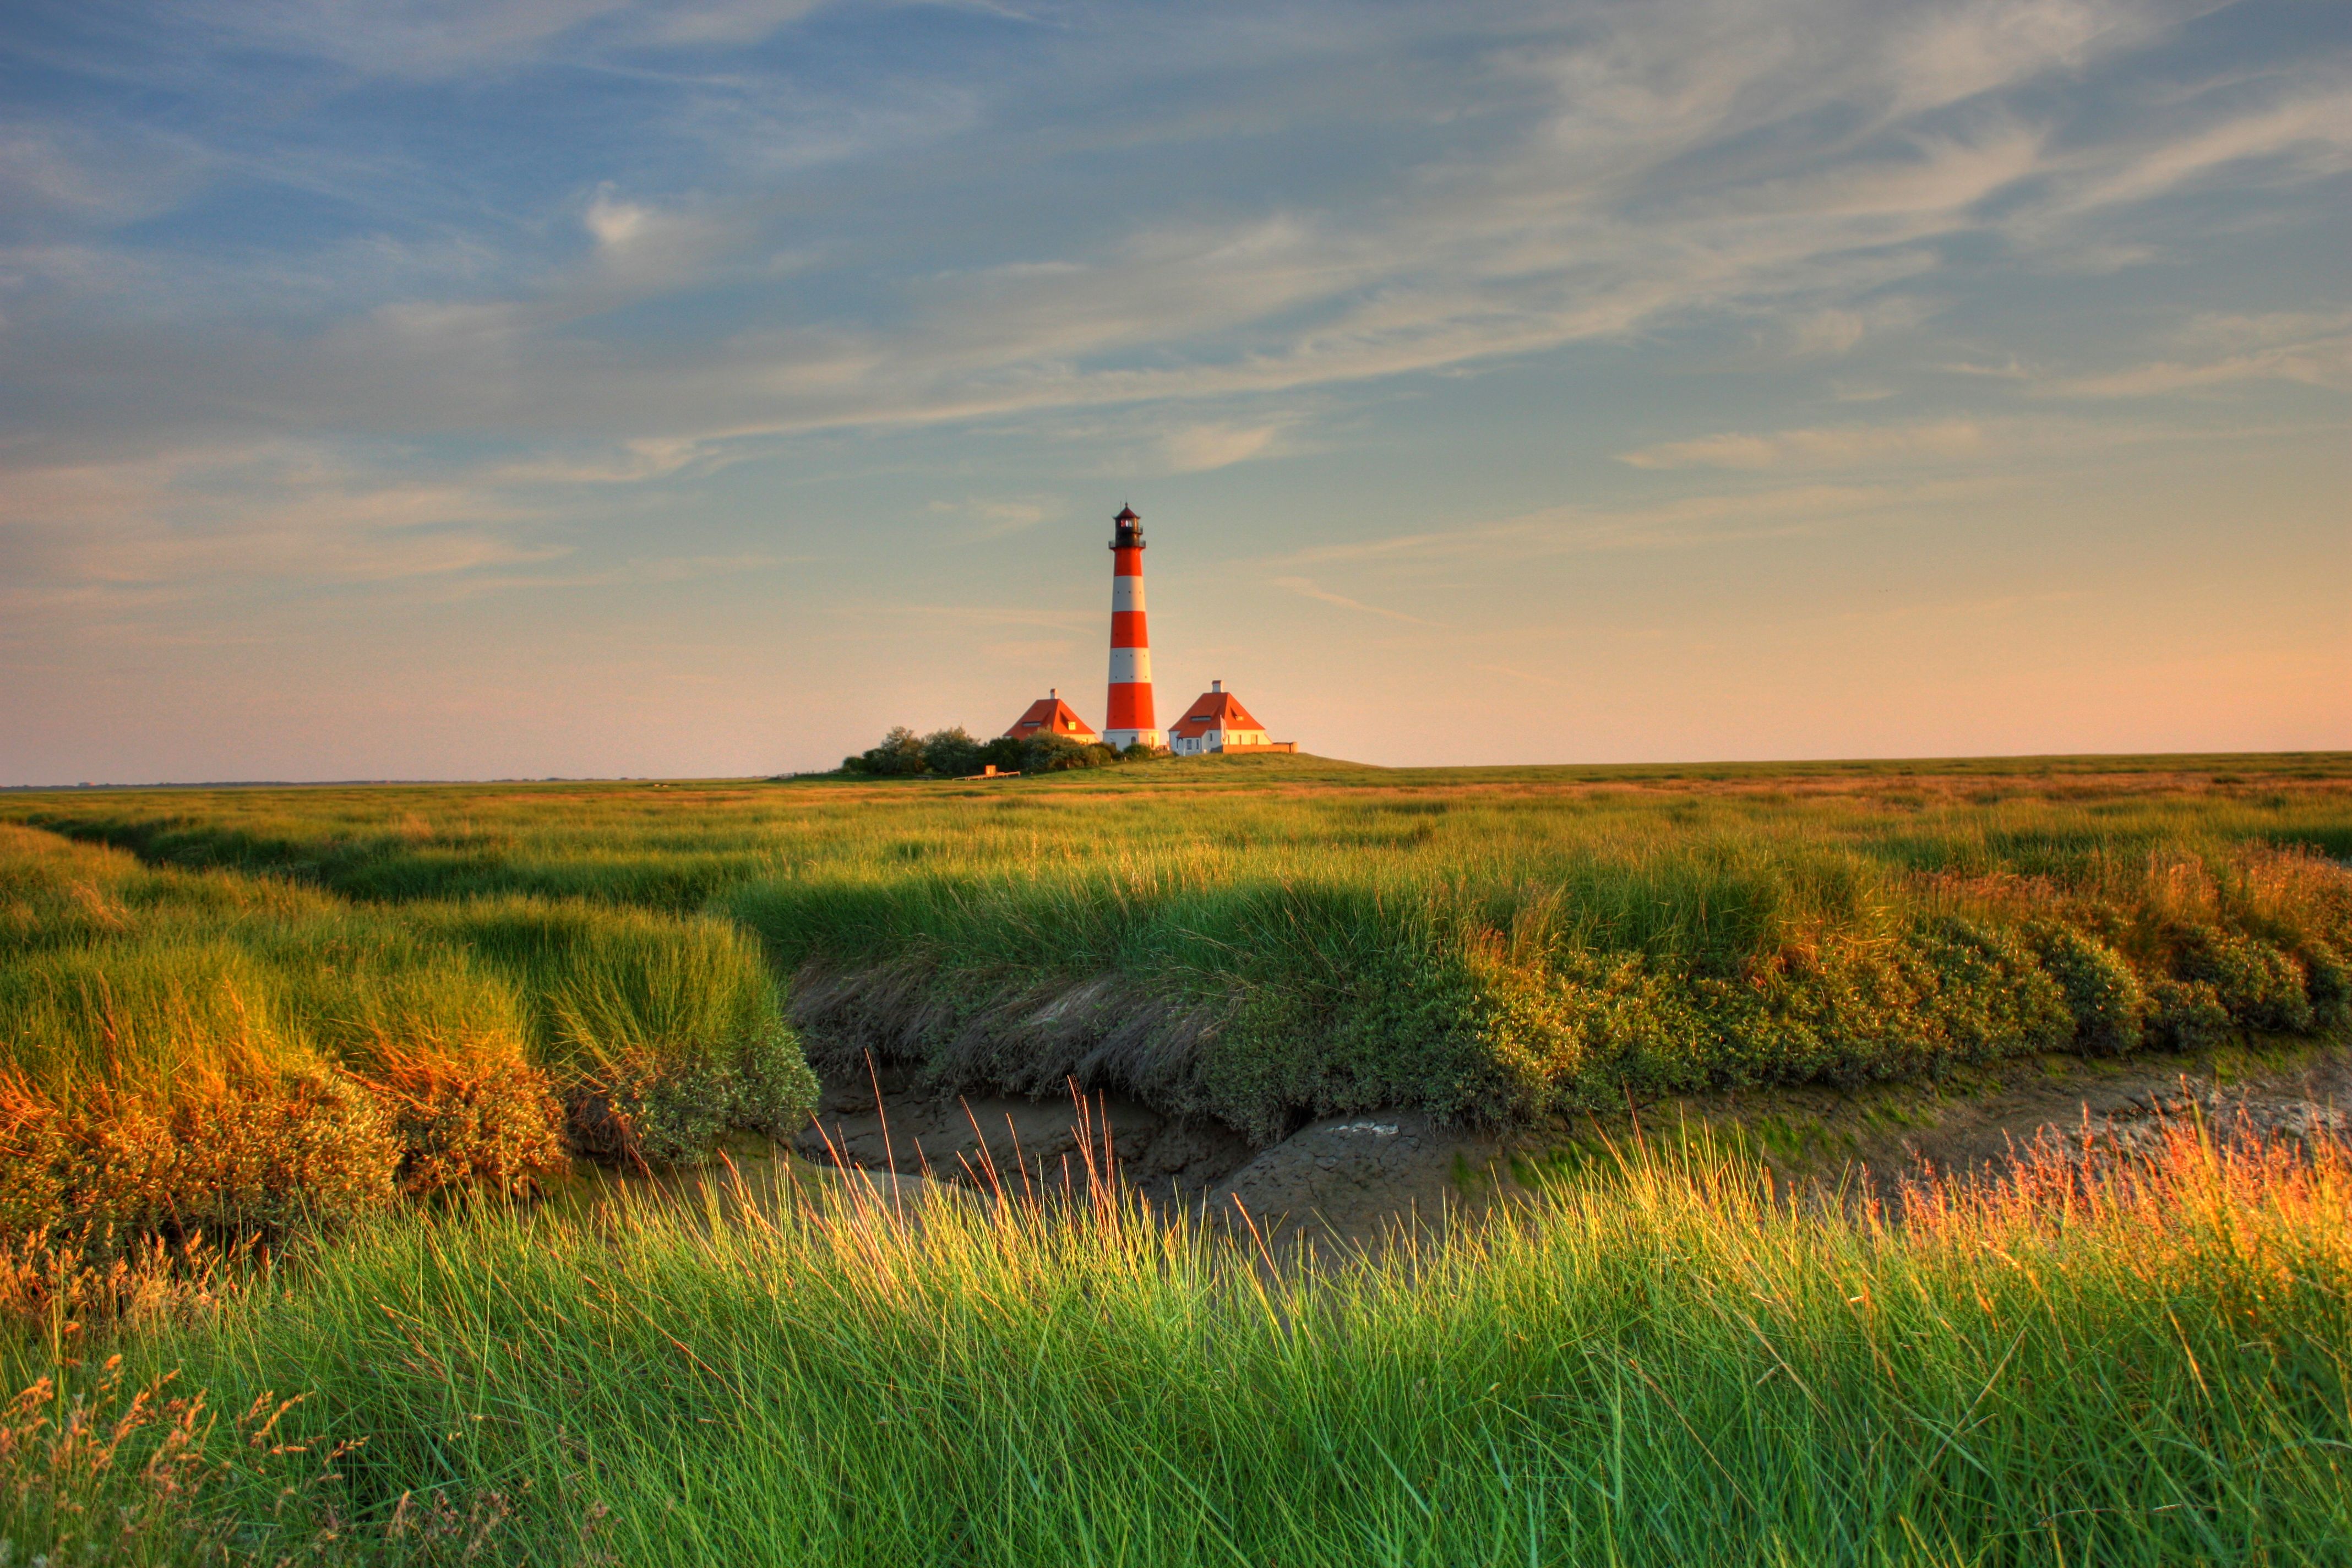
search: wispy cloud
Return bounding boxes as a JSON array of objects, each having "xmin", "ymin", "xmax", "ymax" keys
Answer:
[
  {"xmin": 2038, "ymin": 312, "xmax": 2352, "ymax": 396},
  {"xmin": 1160, "ymin": 421, "xmax": 1289, "ymax": 473},
  {"xmin": 1271, "ymin": 576, "xmax": 1446, "ymax": 625},
  {"xmin": 1618, "ymin": 419, "xmax": 1989, "ymax": 471},
  {"xmin": 13, "ymin": 0, "xmax": 2345, "ymax": 465}
]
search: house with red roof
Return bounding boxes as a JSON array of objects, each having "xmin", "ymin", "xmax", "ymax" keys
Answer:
[
  {"xmin": 1168, "ymin": 682, "xmax": 1293, "ymax": 756},
  {"xmin": 1003, "ymin": 690, "xmax": 1099, "ymax": 744}
]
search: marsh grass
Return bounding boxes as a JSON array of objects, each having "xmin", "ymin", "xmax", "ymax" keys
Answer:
[
  {"xmin": 10, "ymin": 759, "xmax": 2350, "ymax": 1145},
  {"xmin": 7, "ymin": 1121, "xmax": 2349, "ymax": 1565},
  {"xmin": 0, "ymin": 827, "xmax": 816, "ymax": 1242}
]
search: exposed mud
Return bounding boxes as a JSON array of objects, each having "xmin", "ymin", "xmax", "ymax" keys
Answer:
[
  {"xmin": 792, "ymin": 1062, "xmax": 1254, "ymax": 1203},
  {"xmin": 791, "ymin": 1038, "xmax": 2352, "ymax": 1249}
]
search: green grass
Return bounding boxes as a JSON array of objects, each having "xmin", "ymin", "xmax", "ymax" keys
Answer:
[
  {"xmin": 10, "ymin": 753, "xmax": 2346, "ymax": 1144},
  {"xmin": 6, "ymin": 756, "xmax": 2351, "ymax": 1563},
  {"xmin": 0, "ymin": 826, "xmax": 816, "ymax": 1239},
  {"xmin": 6, "ymin": 1124, "xmax": 2349, "ymax": 1566}
]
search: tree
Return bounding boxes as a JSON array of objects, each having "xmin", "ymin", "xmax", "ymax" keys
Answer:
[
  {"xmin": 1020, "ymin": 733, "xmax": 1112, "ymax": 772},
  {"xmin": 921, "ymin": 727, "xmax": 983, "ymax": 778},
  {"xmin": 1120, "ymin": 742, "xmax": 1156, "ymax": 762},
  {"xmin": 846, "ymin": 726, "xmax": 929, "ymax": 776}
]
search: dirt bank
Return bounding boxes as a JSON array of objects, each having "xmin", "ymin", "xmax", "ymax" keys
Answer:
[{"xmin": 792, "ymin": 1038, "xmax": 2352, "ymax": 1248}]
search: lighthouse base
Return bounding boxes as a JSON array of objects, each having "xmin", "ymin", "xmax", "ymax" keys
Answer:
[{"xmin": 1104, "ymin": 729, "xmax": 1166, "ymax": 751}]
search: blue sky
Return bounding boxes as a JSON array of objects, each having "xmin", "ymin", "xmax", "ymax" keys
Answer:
[{"xmin": 2, "ymin": 0, "xmax": 2345, "ymax": 781}]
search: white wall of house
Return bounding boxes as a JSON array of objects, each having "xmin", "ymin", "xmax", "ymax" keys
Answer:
[{"xmin": 1174, "ymin": 726, "xmax": 1270, "ymax": 755}]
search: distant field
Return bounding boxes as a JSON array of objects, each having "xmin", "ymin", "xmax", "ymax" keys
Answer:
[{"xmin": 8, "ymin": 751, "xmax": 2348, "ymax": 1150}]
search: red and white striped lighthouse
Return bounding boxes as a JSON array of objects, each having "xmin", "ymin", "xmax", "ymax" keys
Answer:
[{"xmin": 1104, "ymin": 504, "xmax": 1163, "ymax": 751}]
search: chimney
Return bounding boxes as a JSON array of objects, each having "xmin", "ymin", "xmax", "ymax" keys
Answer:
[
  {"xmin": 1211, "ymin": 679, "xmax": 1222, "ymax": 693},
  {"xmin": 1050, "ymin": 687, "xmax": 1057, "ymax": 699}
]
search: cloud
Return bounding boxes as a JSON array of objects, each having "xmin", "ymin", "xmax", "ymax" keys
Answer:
[
  {"xmin": 584, "ymin": 192, "xmax": 658, "ymax": 251},
  {"xmin": 1618, "ymin": 419, "xmax": 1989, "ymax": 470},
  {"xmin": 1273, "ymin": 479, "xmax": 2016, "ymax": 569},
  {"xmin": 0, "ymin": 442, "xmax": 557, "ymax": 598},
  {"xmin": 2037, "ymin": 311, "xmax": 2352, "ymax": 397},
  {"xmin": 3, "ymin": 0, "xmax": 2348, "ymax": 557},
  {"xmin": 927, "ymin": 495, "xmax": 1061, "ymax": 539},
  {"xmin": 1160, "ymin": 421, "xmax": 1287, "ymax": 472},
  {"xmin": 1883, "ymin": 0, "xmax": 2127, "ymax": 115},
  {"xmin": 2057, "ymin": 89, "xmax": 2352, "ymax": 215},
  {"xmin": 203, "ymin": 0, "xmax": 834, "ymax": 80},
  {"xmin": 1271, "ymin": 577, "xmax": 1445, "ymax": 625}
]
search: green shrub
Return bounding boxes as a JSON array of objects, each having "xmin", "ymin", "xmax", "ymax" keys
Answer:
[
  {"xmin": 2148, "ymin": 977, "xmax": 2232, "ymax": 1050},
  {"xmin": 845, "ymin": 726, "xmax": 930, "ymax": 776},
  {"xmin": 921, "ymin": 727, "xmax": 983, "ymax": 777},
  {"xmin": 2029, "ymin": 923, "xmax": 2147, "ymax": 1054},
  {"xmin": 2176, "ymin": 927, "xmax": 2315, "ymax": 1032},
  {"xmin": 1020, "ymin": 733, "xmax": 1111, "ymax": 772},
  {"xmin": 2302, "ymin": 941, "xmax": 2351, "ymax": 1029}
]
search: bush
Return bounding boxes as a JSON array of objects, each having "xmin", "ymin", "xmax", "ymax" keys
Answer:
[
  {"xmin": 1022, "ymin": 735, "xmax": 1115, "ymax": 772},
  {"xmin": 2175, "ymin": 927, "xmax": 2314, "ymax": 1033},
  {"xmin": 921, "ymin": 728, "xmax": 984, "ymax": 778},
  {"xmin": 2303, "ymin": 941, "xmax": 2351, "ymax": 1030},
  {"xmin": 2029, "ymin": 924, "xmax": 2147, "ymax": 1055},
  {"xmin": 2147, "ymin": 978, "xmax": 2233, "ymax": 1050},
  {"xmin": 0, "ymin": 1074, "xmax": 402, "ymax": 1238},
  {"xmin": 846, "ymin": 727, "xmax": 930, "ymax": 777},
  {"xmin": 421, "ymin": 899, "xmax": 820, "ymax": 1166}
]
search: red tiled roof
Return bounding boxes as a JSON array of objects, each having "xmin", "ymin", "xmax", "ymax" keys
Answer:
[
  {"xmin": 1169, "ymin": 689, "xmax": 1264, "ymax": 741},
  {"xmin": 1004, "ymin": 696, "xmax": 1098, "ymax": 742}
]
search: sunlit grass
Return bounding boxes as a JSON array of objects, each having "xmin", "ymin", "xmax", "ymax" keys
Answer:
[
  {"xmin": 0, "ymin": 827, "xmax": 816, "ymax": 1238},
  {"xmin": 7, "ymin": 1123, "xmax": 2349, "ymax": 1565},
  {"xmin": 9, "ymin": 756, "xmax": 2350, "ymax": 1144}
]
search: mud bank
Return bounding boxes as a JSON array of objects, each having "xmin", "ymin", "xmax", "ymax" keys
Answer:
[{"xmin": 787, "ymin": 1037, "xmax": 2352, "ymax": 1246}]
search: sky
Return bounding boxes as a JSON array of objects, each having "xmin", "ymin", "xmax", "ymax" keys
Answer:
[{"xmin": 1, "ymin": 0, "xmax": 2346, "ymax": 782}]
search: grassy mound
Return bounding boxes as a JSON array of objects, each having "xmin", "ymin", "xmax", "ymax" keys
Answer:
[
  {"xmin": 0, "ymin": 827, "xmax": 816, "ymax": 1240},
  {"xmin": 7, "ymin": 1125, "xmax": 2349, "ymax": 1565}
]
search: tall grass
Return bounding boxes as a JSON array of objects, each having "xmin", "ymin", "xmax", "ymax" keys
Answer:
[
  {"xmin": 0, "ymin": 827, "xmax": 817, "ymax": 1240},
  {"xmin": 10, "ymin": 759, "xmax": 2350, "ymax": 1144},
  {"xmin": 7, "ymin": 1123, "xmax": 2349, "ymax": 1565}
]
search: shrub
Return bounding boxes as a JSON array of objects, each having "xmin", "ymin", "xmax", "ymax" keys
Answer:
[
  {"xmin": 2147, "ymin": 978, "xmax": 2232, "ymax": 1050},
  {"xmin": 2029, "ymin": 924, "xmax": 2147, "ymax": 1054},
  {"xmin": 2302, "ymin": 941, "xmax": 2351, "ymax": 1029},
  {"xmin": 2175, "ymin": 927, "xmax": 2314, "ymax": 1033},
  {"xmin": 921, "ymin": 728, "xmax": 984, "ymax": 778},
  {"xmin": 1019, "ymin": 734, "xmax": 1109, "ymax": 772},
  {"xmin": 847, "ymin": 727, "xmax": 930, "ymax": 777},
  {"xmin": 0, "ymin": 1074, "xmax": 401, "ymax": 1239},
  {"xmin": 349, "ymin": 1043, "xmax": 569, "ymax": 1197}
]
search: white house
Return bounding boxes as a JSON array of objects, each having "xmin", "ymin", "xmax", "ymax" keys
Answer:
[{"xmin": 1168, "ymin": 682, "xmax": 1293, "ymax": 755}]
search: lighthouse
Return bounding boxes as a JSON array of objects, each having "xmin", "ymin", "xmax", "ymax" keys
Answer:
[{"xmin": 1103, "ymin": 504, "xmax": 1164, "ymax": 751}]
